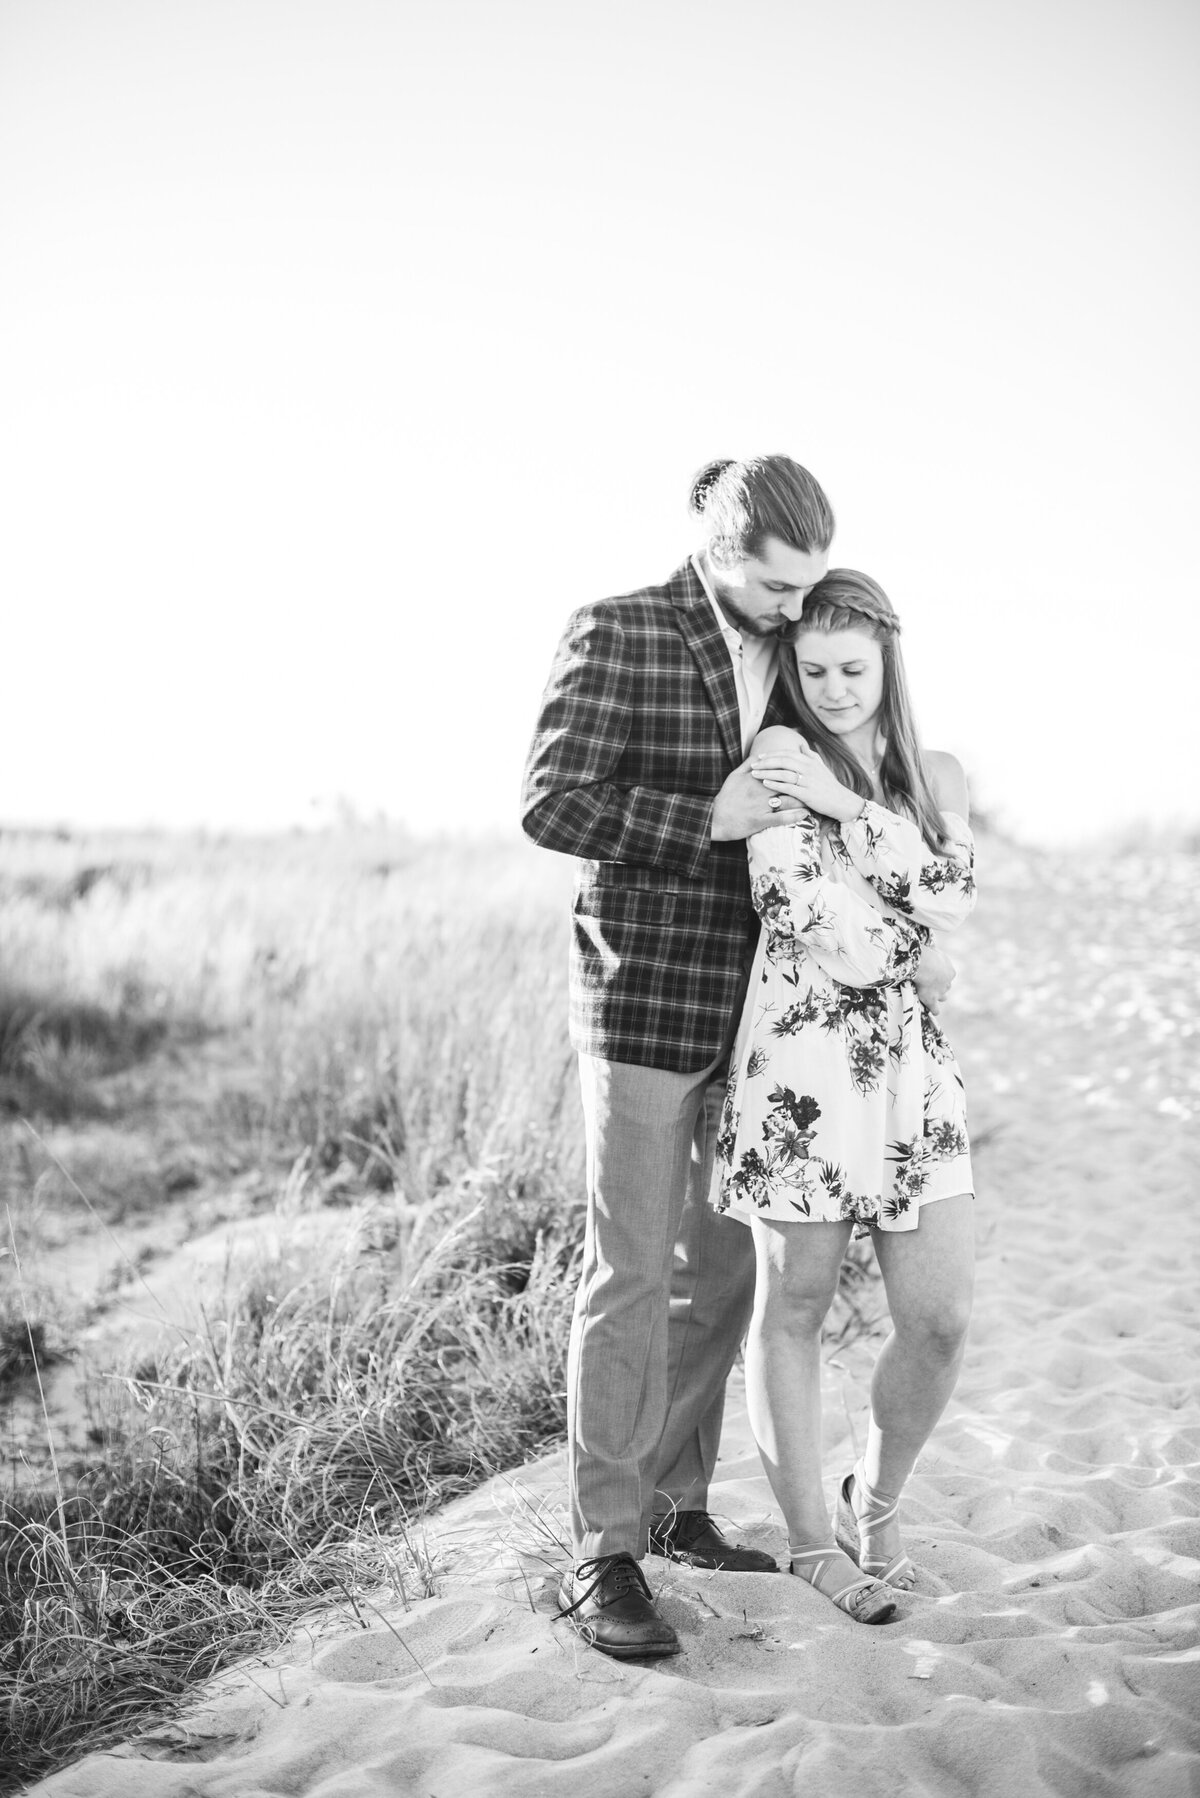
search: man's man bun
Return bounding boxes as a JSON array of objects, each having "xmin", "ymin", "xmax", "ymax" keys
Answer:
[
  {"xmin": 688, "ymin": 460, "xmax": 735, "ymax": 516},
  {"xmin": 688, "ymin": 456, "xmax": 835, "ymax": 562}
]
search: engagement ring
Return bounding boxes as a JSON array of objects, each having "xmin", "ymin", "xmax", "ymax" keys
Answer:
[{"xmin": 768, "ymin": 795, "xmax": 783, "ymax": 812}]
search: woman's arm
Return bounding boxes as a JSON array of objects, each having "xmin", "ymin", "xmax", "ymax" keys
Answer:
[
  {"xmin": 839, "ymin": 755, "xmax": 975, "ymax": 931},
  {"xmin": 927, "ymin": 749, "xmax": 970, "ymax": 818},
  {"xmin": 748, "ymin": 809, "xmax": 927, "ymax": 988}
]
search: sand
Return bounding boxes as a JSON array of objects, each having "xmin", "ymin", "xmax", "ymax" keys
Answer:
[{"xmin": 32, "ymin": 1085, "xmax": 1200, "ymax": 1798}]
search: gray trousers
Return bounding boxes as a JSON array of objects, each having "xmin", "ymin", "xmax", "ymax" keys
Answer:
[{"xmin": 569, "ymin": 1045, "xmax": 758, "ymax": 1561}]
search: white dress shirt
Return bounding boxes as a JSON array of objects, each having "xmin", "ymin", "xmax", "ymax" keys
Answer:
[{"xmin": 691, "ymin": 554, "xmax": 778, "ymax": 756}]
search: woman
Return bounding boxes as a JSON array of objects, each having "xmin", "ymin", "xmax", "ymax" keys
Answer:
[{"xmin": 714, "ymin": 568, "xmax": 976, "ymax": 1625}]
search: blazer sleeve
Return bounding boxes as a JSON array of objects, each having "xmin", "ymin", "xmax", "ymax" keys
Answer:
[
  {"xmin": 838, "ymin": 802, "xmax": 977, "ymax": 931},
  {"xmin": 520, "ymin": 604, "xmax": 716, "ymax": 875},
  {"xmin": 748, "ymin": 811, "xmax": 926, "ymax": 988}
]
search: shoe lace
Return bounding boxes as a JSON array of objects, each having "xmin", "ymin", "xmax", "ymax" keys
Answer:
[{"xmin": 556, "ymin": 1552, "xmax": 650, "ymax": 1620}]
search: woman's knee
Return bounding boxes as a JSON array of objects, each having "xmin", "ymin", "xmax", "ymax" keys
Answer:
[
  {"xmin": 752, "ymin": 1271, "xmax": 841, "ymax": 1340},
  {"xmin": 894, "ymin": 1297, "xmax": 973, "ymax": 1361},
  {"xmin": 751, "ymin": 1220, "xmax": 848, "ymax": 1335}
]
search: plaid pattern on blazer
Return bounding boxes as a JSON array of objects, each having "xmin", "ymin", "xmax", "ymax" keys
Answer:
[{"xmin": 521, "ymin": 560, "xmax": 794, "ymax": 1073}]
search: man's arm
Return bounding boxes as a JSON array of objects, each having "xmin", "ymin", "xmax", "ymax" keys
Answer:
[
  {"xmin": 521, "ymin": 605, "xmax": 796, "ymax": 871},
  {"xmin": 520, "ymin": 605, "xmax": 715, "ymax": 874},
  {"xmin": 913, "ymin": 941, "xmax": 956, "ymax": 1013}
]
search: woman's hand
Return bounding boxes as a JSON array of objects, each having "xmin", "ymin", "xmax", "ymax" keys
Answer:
[{"xmin": 750, "ymin": 738, "xmax": 864, "ymax": 825}]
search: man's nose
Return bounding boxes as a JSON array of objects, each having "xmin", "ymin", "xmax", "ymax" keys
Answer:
[{"xmin": 779, "ymin": 596, "xmax": 806, "ymax": 621}]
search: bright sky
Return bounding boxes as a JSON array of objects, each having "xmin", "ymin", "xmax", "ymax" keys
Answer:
[{"xmin": 3, "ymin": 0, "xmax": 1197, "ymax": 845}]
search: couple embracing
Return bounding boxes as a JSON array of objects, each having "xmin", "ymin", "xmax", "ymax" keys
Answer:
[{"xmin": 521, "ymin": 455, "xmax": 976, "ymax": 1656}]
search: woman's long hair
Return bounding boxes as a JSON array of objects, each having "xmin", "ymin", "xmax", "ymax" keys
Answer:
[{"xmin": 777, "ymin": 569, "xmax": 948, "ymax": 853}]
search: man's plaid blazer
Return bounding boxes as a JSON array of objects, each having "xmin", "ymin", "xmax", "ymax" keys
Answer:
[{"xmin": 521, "ymin": 560, "xmax": 794, "ymax": 1074}]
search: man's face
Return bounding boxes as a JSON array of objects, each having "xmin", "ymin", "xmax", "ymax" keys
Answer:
[{"xmin": 707, "ymin": 536, "xmax": 830, "ymax": 638}]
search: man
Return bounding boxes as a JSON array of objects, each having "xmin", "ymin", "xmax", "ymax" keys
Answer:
[{"xmin": 521, "ymin": 456, "xmax": 947, "ymax": 1657}]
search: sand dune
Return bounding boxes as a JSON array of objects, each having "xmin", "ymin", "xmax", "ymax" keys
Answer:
[{"xmin": 34, "ymin": 1087, "xmax": 1200, "ymax": 1797}]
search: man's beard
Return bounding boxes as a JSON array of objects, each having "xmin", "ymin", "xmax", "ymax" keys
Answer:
[{"xmin": 711, "ymin": 585, "xmax": 788, "ymax": 639}]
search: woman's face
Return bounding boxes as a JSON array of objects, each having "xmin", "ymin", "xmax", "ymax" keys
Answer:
[{"xmin": 792, "ymin": 627, "xmax": 885, "ymax": 738}]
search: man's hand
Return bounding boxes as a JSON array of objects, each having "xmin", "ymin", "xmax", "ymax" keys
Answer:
[
  {"xmin": 711, "ymin": 759, "xmax": 804, "ymax": 841},
  {"xmin": 913, "ymin": 942, "xmax": 956, "ymax": 1014}
]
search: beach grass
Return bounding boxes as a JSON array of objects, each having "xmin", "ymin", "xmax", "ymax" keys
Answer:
[
  {"xmin": 1, "ymin": 1167, "xmax": 580, "ymax": 1785},
  {"xmin": 0, "ymin": 828, "xmax": 587, "ymax": 1785}
]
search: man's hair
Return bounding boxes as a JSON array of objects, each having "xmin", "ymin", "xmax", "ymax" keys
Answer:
[
  {"xmin": 777, "ymin": 568, "xmax": 948, "ymax": 853},
  {"xmin": 689, "ymin": 456, "xmax": 835, "ymax": 565}
]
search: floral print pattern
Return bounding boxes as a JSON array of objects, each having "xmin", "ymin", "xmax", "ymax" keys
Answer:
[{"xmin": 715, "ymin": 803, "xmax": 976, "ymax": 1236}]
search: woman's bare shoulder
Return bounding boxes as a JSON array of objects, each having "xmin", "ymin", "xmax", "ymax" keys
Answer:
[{"xmin": 925, "ymin": 750, "xmax": 970, "ymax": 818}]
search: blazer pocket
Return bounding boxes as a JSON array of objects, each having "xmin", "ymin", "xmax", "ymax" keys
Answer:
[
  {"xmin": 575, "ymin": 884, "xmax": 679, "ymax": 923},
  {"xmin": 590, "ymin": 861, "xmax": 688, "ymax": 887}
]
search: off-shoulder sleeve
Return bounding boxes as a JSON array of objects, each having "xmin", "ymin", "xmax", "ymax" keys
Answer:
[
  {"xmin": 747, "ymin": 810, "xmax": 926, "ymax": 988},
  {"xmin": 839, "ymin": 802, "xmax": 977, "ymax": 931}
]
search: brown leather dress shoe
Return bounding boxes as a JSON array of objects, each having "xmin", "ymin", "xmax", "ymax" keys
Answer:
[
  {"xmin": 556, "ymin": 1553, "xmax": 681, "ymax": 1659},
  {"xmin": 649, "ymin": 1509, "xmax": 778, "ymax": 1572}
]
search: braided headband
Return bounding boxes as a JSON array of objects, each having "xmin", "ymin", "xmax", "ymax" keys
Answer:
[{"xmin": 787, "ymin": 604, "xmax": 901, "ymax": 639}]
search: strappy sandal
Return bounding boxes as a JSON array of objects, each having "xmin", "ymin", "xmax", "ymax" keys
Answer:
[
  {"xmin": 835, "ymin": 1462, "xmax": 916, "ymax": 1591},
  {"xmin": 788, "ymin": 1544, "xmax": 897, "ymax": 1625}
]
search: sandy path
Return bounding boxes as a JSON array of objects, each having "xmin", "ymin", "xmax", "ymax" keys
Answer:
[{"xmin": 36, "ymin": 1085, "xmax": 1200, "ymax": 1798}]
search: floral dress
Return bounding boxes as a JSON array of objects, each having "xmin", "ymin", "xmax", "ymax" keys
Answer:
[{"xmin": 714, "ymin": 801, "xmax": 977, "ymax": 1235}]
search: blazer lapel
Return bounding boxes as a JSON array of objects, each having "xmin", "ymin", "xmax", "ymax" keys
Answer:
[{"xmin": 670, "ymin": 561, "xmax": 744, "ymax": 770}]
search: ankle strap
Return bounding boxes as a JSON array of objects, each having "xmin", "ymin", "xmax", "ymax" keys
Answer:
[{"xmin": 853, "ymin": 1462, "xmax": 902, "ymax": 1513}]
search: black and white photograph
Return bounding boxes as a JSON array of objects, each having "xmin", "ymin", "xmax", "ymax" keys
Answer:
[{"xmin": 2, "ymin": 2, "xmax": 1197, "ymax": 1792}]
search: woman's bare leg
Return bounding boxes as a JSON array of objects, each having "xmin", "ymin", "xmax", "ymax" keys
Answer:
[
  {"xmin": 854, "ymin": 1194, "xmax": 975, "ymax": 1569},
  {"xmin": 744, "ymin": 1216, "xmax": 853, "ymax": 1546}
]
